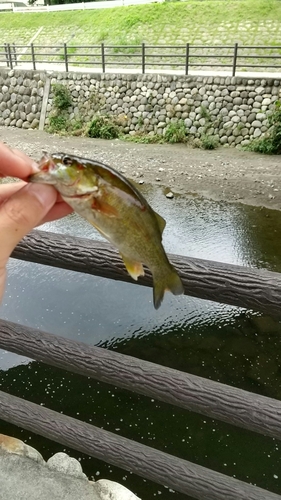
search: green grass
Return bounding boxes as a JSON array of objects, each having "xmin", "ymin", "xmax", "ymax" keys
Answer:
[
  {"xmin": 0, "ymin": 1, "xmax": 280, "ymax": 70},
  {"xmin": 0, "ymin": 0, "xmax": 280, "ymax": 47}
]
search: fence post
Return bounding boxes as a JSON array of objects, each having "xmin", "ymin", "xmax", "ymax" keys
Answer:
[
  {"xmin": 185, "ymin": 43, "xmax": 189, "ymax": 75},
  {"xmin": 7, "ymin": 44, "xmax": 13, "ymax": 69},
  {"xmin": 232, "ymin": 42, "xmax": 238, "ymax": 77},
  {"xmin": 12, "ymin": 43, "xmax": 17, "ymax": 65},
  {"xmin": 4, "ymin": 43, "xmax": 9, "ymax": 67},
  {"xmin": 101, "ymin": 43, "xmax": 105, "ymax": 73},
  {"xmin": 64, "ymin": 43, "xmax": 68, "ymax": 72},
  {"xmin": 31, "ymin": 43, "xmax": 36, "ymax": 70},
  {"xmin": 141, "ymin": 42, "xmax": 145, "ymax": 74}
]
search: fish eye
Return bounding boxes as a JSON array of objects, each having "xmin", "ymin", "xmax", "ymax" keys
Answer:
[{"xmin": 62, "ymin": 156, "xmax": 73, "ymax": 166}]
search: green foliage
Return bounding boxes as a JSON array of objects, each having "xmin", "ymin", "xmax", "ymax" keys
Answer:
[
  {"xmin": 112, "ymin": 36, "xmax": 142, "ymax": 54},
  {"xmin": 96, "ymin": 30, "xmax": 109, "ymax": 43},
  {"xmin": 1, "ymin": 0, "xmax": 280, "ymax": 48},
  {"xmin": 49, "ymin": 115, "xmax": 67, "ymax": 132},
  {"xmin": 200, "ymin": 105, "xmax": 211, "ymax": 121},
  {"xmin": 120, "ymin": 13, "xmax": 142, "ymax": 30},
  {"xmin": 47, "ymin": 84, "xmax": 72, "ymax": 134},
  {"xmin": 123, "ymin": 133, "xmax": 163, "ymax": 144},
  {"xmin": 200, "ymin": 134, "xmax": 219, "ymax": 150},
  {"xmin": 247, "ymin": 138, "xmax": 276, "ymax": 154},
  {"xmin": 59, "ymin": 45, "xmax": 77, "ymax": 61},
  {"xmin": 71, "ymin": 118, "xmax": 84, "ymax": 131},
  {"xmin": 236, "ymin": 122, "xmax": 244, "ymax": 132},
  {"xmin": 246, "ymin": 101, "xmax": 281, "ymax": 155},
  {"xmin": 87, "ymin": 115, "xmax": 120, "ymax": 140},
  {"xmin": 52, "ymin": 84, "xmax": 72, "ymax": 111},
  {"xmin": 163, "ymin": 120, "xmax": 187, "ymax": 143}
]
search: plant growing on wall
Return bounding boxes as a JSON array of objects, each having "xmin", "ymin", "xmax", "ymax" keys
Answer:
[
  {"xmin": 52, "ymin": 84, "xmax": 72, "ymax": 110},
  {"xmin": 87, "ymin": 115, "xmax": 120, "ymax": 139},
  {"xmin": 48, "ymin": 84, "xmax": 72, "ymax": 133},
  {"xmin": 200, "ymin": 134, "xmax": 219, "ymax": 150},
  {"xmin": 164, "ymin": 120, "xmax": 188, "ymax": 143},
  {"xmin": 246, "ymin": 100, "xmax": 281, "ymax": 155}
]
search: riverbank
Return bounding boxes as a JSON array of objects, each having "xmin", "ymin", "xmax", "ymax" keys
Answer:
[{"xmin": 0, "ymin": 127, "xmax": 280, "ymax": 211}]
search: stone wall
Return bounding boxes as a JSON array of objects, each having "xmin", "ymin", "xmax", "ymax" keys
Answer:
[
  {"xmin": 0, "ymin": 70, "xmax": 45, "ymax": 129},
  {"xmin": 0, "ymin": 68, "xmax": 280, "ymax": 147}
]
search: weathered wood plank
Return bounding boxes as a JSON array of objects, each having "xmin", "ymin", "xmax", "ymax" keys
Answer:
[
  {"xmin": 1, "ymin": 319, "xmax": 281, "ymax": 440},
  {"xmin": 11, "ymin": 230, "xmax": 281, "ymax": 318}
]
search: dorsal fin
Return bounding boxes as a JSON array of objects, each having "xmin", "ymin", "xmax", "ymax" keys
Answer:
[{"xmin": 155, "ymin": 211, "xmax": 166, "ymax": 234}]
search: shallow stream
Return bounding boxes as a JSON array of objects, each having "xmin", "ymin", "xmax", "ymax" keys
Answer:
[{"xmin": 0, "ymin": 185, "xmax": 281, "ymax": 499}]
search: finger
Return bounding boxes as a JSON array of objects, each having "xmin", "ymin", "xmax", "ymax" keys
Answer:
[
  {"xmin": 0, "ymin": 143, "xmax": 38, "ymax": 179},
  {"xmin": 0, "ymin": 181, "xmax": 26, "ymax": 203},
  {"xmin": 0, "ymin": 181, "xmax": 66, "ymax": 205},
  {"xmin": 41, "ymin": 202, "xmax": 73, "ymax": 223},
  {"xmin": 0, "ymin": 183, "xmax": 57, "ymax": 266},
  {"xmin": 0, "ymin": 183, "xmax": 73, "ymax": 224}
]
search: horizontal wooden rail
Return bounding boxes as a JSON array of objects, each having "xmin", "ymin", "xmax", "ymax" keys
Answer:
[
  {"xmin": 12, "ymin": 230, "xmax": 281, "ymax": 319},
  {"xmin": 0, "ymin": 390, "xmax": 280, "ymax": 500},
  {"xmin": 1, "ymin": 319, "xmax": 281, "ymax": 440}
]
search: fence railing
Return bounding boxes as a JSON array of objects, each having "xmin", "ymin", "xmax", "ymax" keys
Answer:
[
  {"xmin": 1, "ymin": 42, "xmax": 281, "ymax": 76},
  {"xmin": 1, "ymin": 229, "xmax": 281, "ymax": 500}
]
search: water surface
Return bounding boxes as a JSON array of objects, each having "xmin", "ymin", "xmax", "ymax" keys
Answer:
[{"xmin": 0, "ymin": 186, "xmax": 281, "ymax": 499}]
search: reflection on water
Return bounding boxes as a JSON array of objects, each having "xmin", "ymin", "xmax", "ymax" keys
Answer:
[{"xmin": 0, "ymin": 185, "xmax": 281, "ymax": 499}]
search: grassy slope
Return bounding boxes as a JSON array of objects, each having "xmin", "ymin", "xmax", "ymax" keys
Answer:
[{"xmin": 0, "ymin": 0, "xmax": 280, "ymax": 46}]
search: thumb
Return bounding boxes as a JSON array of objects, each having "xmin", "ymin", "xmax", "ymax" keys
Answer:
[{"xmin": 0, "ymin": 183, "xmax": 57, "ymax": 266}]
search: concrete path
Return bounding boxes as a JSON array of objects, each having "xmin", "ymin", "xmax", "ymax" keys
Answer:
[
  {"xmin": 0, "ymin": 450, "xmax": 100, "ymax": 500},
  {"xmin": 0, "ymin": 60, "xmax": 280, "ymax": 79},
  {"xmin": 0, "ymin": 434, "xmax": 140, "ymax": 500}
]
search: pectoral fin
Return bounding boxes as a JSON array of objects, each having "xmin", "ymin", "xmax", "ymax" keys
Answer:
[
  {"xmin": 120, "ymin": 254, "xmax": 145, "ymax": 281},
  {"xmin": 91, "ymin": 197, "xmax": 118, "ymax": 217}
]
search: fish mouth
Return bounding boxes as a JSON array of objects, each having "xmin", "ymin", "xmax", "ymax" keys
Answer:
[
  {"xmin": 27, "ymin": 156, "xmax": 55, "ymax": 182},
  {"xmin": 62, "ymin": 185, "xmax": 99, "ymax": 198},
  {"xmin": 64, "ymin": 193, "xmax": 94, "ymax": 200}
]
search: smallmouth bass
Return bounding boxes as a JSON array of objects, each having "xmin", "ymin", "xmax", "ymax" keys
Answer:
[{"xmin": 30, "ymin": 153, "xmax": 184, "ymax": 309}]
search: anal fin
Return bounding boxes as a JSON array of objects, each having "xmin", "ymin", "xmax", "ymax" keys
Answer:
[{"xmin": 120, "ymin": 254, "xmax": 145, "ymax": 281}]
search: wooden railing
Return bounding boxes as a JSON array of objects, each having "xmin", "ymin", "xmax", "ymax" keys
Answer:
[
  {"xmin": 1, "ymin": 42, "xmax": 281, "ymax": 76},
  {"xmin": 1, "ymin": 230, "xmax": 281, "ymax": 499}
]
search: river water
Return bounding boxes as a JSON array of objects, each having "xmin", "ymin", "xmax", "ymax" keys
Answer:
[{"xmin": 0, "ymin": 185, "xmax": 281, "ymax": 499}]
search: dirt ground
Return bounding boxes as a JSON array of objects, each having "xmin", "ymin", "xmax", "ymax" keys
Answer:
[{"xmin": 1, "ymin": 127, "xmax": 280, "ymax": 211}]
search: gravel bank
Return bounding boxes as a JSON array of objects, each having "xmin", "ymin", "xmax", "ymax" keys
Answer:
[{"xmin": 1, "ymin": 127, "xmax": 280, "ymax": 211}]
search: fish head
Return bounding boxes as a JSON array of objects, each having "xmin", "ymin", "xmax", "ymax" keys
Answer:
[{"xmin": 29, "ymin": 153, "xmax": 99, "ymax": 197}]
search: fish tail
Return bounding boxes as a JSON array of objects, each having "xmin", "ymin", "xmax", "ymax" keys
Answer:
[{"xmin": 153, "ymin": 265, "xmax": 184, "ymax": 310}]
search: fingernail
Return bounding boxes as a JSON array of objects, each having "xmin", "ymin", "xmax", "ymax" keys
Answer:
[{"xmin": 25, "ymin": 183, "xmax": 57, "ymax": 207}]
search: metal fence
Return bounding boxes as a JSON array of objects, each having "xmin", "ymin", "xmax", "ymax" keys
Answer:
[
  {"xmin": 1, "ymin": 42, "xmax": 281, "ymax": 76},
  {"xmin": 1, "ymin": 230, "xmax": 281, "ymax": 499}
]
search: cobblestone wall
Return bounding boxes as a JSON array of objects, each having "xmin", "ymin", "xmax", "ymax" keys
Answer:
[
  {"xmin": 0, "ymin": 68, "xmax": 280, "ymax": 146},
  {"xmin": 0, "ymin": 70, "xmax": 45, "ymax": 129}
]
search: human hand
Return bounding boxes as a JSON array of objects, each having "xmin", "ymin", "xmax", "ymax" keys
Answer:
[{"xmin": 0, "ymin": 142, "xmax": 73, "ymax": 301}]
